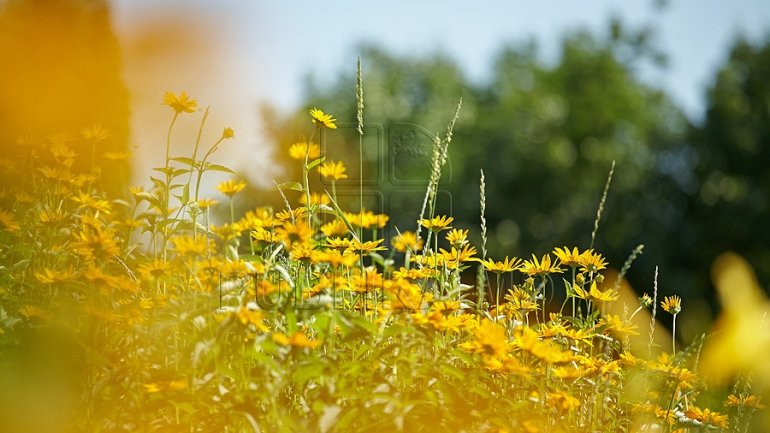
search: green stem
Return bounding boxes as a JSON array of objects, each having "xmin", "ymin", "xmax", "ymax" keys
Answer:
[
  {"xmin": 672, "ymin": 314, "xmax": 677, "ymax": 356},
  {"xmin": 303, "ymin": 128, "xmax": 319, "ymax": 227},
  {"xmin": 165, "ymin": 113, "xmax": 179, "ymax": 169},
  {"xmin": 495, "ymin": 273, "xmax": 501, "ymax": 322},
  {"xmin": 359, "ymin": 126, "xmax": 364, "ymax": 241}
]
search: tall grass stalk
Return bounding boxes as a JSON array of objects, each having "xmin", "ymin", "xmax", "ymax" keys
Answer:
[
  {"xmin": 356, "ymin": 58, "xmax": 365, "ymax": 270},
  {"xmin": 648, "ymin": 266, "xmax": 659, "ymax": 359},
  {"xmin": 416, "ymin": 99, "xmax": 462, "ymax": 256},
  {"xmin": 613, "ymin": 244, "xmax": 644, "ymax": 292},
  {"xmin": 478, "ymin": 169, "xmax": 488, "ymax": 310},
  {"xmin": 479, "ymin": 169, "xmax": 488, "ymax": 260},
  {"xmin": 590, "ymin": 160, "xmax": 615, "ymax": 250}
]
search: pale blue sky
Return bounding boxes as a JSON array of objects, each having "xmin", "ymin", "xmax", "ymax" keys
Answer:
[
  {"xmin": 114, "ymin": 0, "xmax": 770, "ymax": 116},
  {"xmin": 111, "ymin": 0, "xmax": 770, "ymax": 182}
]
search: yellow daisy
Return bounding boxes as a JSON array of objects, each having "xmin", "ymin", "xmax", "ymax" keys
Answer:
[
  {"xmin": 163, "ymin": 91, "xmax": 198, "ymax": 114},
  {"xmin": 309, "ymin": 108, "xmax": 337, "ymax": 129},
  {"xmin": 288, "ymin": 142, "xmax": 321, "ymax": 160}
]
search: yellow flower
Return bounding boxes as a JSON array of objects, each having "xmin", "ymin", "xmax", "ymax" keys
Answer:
[
  {"xmin": 137, "ymin": 259, "xmax": 171, "ymax": 281},
  {"xmin": 392, "ymin": 267, "xmax": 436, "ymax": 281},
  {"xmin": 72, "ymin": 192, "xmax": 112, "ymax": 215},
  {"xmin": 350, "ymin": 267, "xmax": 384, "ymax": 294},
  {"xmin": 290, "ymin": 241, "xmax": 317, "ymax": 262},
  {"xmin": 142, "ymin": 379, "xmax": 186, "ymax": 394},
  {"xmin": 237, "ymin": 306, "xmax": 269, "ymax": 332},
  {"xmin": 385, "ymin": 279, "xmax": 431, "ymax": 311},
  {"xmin": 504, "ymin": 287, "xmax": 540, "ymax": 318},
  {"xmin": 238, "ymin": 207, "xmax": 273, "ymax": 230},
  {"xmin": 344, "ymin": 210, "xmax": 388, "ymax": 229},
  {"xmin": 81, "ymin": 124, "xmax": 110, "ymax": 140},
  {"xmin": 578, "ymin": 249, "xmax": 608, "ymax": 273},
  {"xmin": 275, "ymin": 208, "xmax": 307, "ymax": 222},
  {"xmin": 392, "ymin": 231, "xmax": 423, "ymax": 253},
  {"xmin": 315, "ymin": 250, "xmax": 358, "ymax": 268},
  {"xmin": 211, "ymin": 223, "xmax": 242, "ymax": 241},
  {"xmin": 196, "ymin": 198, "xmax": 219, "ymax": 210},
  {"xmin": 419, "ymin": 215, "xmax": 453, "ymax": 232},
  {"xmin": 519, "ymin": 254, "xmax": 564, "ymax": 276},
  {"xmin": 320, "ymin": 219, "xmax": 348, "ymax": 237},
  {"xmin": 217, "ymin": 179, "xmax": 246, "ymax": 197},
  {"xmin": 0, "ymin": 210, "xmax": 20, "ymax": 231},
  {"xmin": 726, "ymin": 394, "xmax": 766, "ymax": 409},
  {"xmin": 348, "ymin": 239, "xmax": 386, "ymax": 255},
  {"xmin": 71, "ymin": 226, "xmax": 121, "ymax": 262},
  {"xmin": 461, "ymin": 319, "xmax": 509, "ymax": 359},
  {"xmin": 319, "ymin": 160, "xmax": 348, "ymax": 180},
  {"xmin": 38, "ymin": 166, "xmax": 72, "ymax": 182},
  {"xmin": 251, "ymin": 227, "xmax": 280, "ymax": 244},
  {"xmin": 275, "ymin": 220, "xmax": 313, "ymax": 248},
  {"xmin": 14, "ymin": 191, "xmax": 34, "ymax": 204},
  {"xmin": 309, "ymin": 108, "xmax": 337, "ymax": 129},
  {"xmin": 514, "ymin": 327, "xmax": 572, "ymax": 364},
  {"xmin": 19, "ymin": 305, "xmax": 49, "ymax": 320},
  {"xmin": 430, "ymin": 300, "xmax": 461, "ymax": 315},
  {"xmin": 572, "ymin": 281, "xmax": 619, "ymax": 302},
  {"xmin": 83, "ymin": 266, "xmax": 125, "ymax": 293},
  {"xmin": 163, "ymin": 91, "xmax": 198, "ymax": 114},
  {"xmin": 326, "ymin": 237, "xmax": 353, "ymax": 250},
  {"xmin": 684, "ymin": 407, "xmax": 728, "ymax": 428},
  {"xmin": 553, "ymin": 246, "xmax": 582, "ymax": 267},
  {"xmin": 170, "ymin": 235, "xmax": 213, "ymax": 256},
  {"xmin": 34, "ymin": 268, "xmax": 77, "ymax": 285},
  {"xmin": 545, "ymin": 392, "xmax": 581, "ymax": 412},
  {"xmin": 222, "ymin": 127, "xmax": 234, "ymax": 139},
  {"xmin": 480, "ymin": 256, "xmax": 521, "ymax": 274},
  {"xmin": 38, "ymin": 208, "xmax": 68, "ymax": 226},
  {"xmin": 439, "ymin": 245, "xmax": 478, "ymax": 266},
  {"xmin": 299, "ymin": 192, "xmax": 330, "ymax": 206},
  {"xmin": 50, "ymin": 142, "xmax": 77, "ymax": 165},
  {"xmin": 661, "ymin": 295, "xmax": 682, "ymax": 314},
  {"xmin": 600, "ymin": 314, "xmax": 639, "ymax": 337},
  {"xmin": 272, "ymin": 331, "xmax": 319, "ymax": 348},
  {"xmin": 288, "ymin": 142, "xmax": 321, "ymax": 160},
  {"xmin": 246, "ymin": 279, "xmax": 275, "ymax": 298},
  {"xmin": 445, "ymin": 228, "xmax": 469, "ymax": 247}
]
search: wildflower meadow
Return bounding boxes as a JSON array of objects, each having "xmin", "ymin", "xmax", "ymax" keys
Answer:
[{"xmin": 0, "ymin": 65, "xmax": 768, "ymax": 433}]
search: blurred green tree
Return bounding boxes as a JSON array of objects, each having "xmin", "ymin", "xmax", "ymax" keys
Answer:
[{"xmin": 688, "ymin": 37, "xmax": 770, "ymax": 299}]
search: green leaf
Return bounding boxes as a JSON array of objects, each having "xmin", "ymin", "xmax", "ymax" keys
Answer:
[
  {"xmin": 172, "ymin": 168, "xmax": 191, "ymax": 177},
  {"xmin": 150, "ymin": 176, "xmax": 166, "ymax": 189},
  {"xmin": 171, "ymin": 156, "xmax": 196, "ymax": 166},
  {"xmin": 306, "ymin": 156, "xmax": 326, "ymax": 170},
  {"xmin": 181, "ymin": 183, "xmax": 190, "ymax": 205},
  {"xmin": 156, "ymin": 218, "xmax": 184, "ymax": 229},
  {"xmin": 324, "ymin": 190, "xmax": 360, "ymax": 242},
  {"xmin": 275, "ymin": 181, "xmax": 303, "ymax": 192},
  {"xmin": 111, "ymin": 199, "xmax": 131, "ymax": 208},
  {"xmin": 203, "ymin": 163, "xmax": 235, "ymax": 174},
  {"xmin": 369, "ymin": 252, "xmax": 386, "ymax": 267}
]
